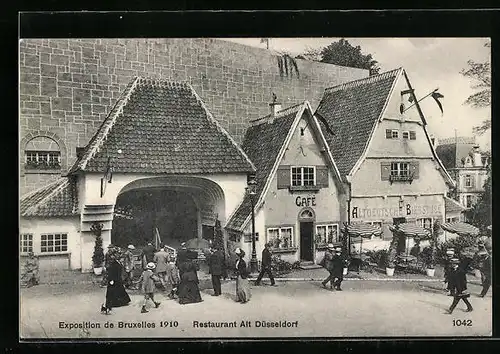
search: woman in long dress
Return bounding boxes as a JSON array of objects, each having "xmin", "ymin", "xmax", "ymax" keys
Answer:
[
  {"xmin": 177, "ymin": 257, "xmax": 203, "ymax": 305},
  {"xmin": 235, "ymin": 248, "xmax": 251, "ymax": 303},
  {"xmin": 102, "ymin": 258, "xmax": 131, "ymax": 314}
]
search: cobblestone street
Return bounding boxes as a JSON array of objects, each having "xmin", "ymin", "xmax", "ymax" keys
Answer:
[{"xmin": 20, "ymin": 278, "xmax": 492, "ymax": 339}]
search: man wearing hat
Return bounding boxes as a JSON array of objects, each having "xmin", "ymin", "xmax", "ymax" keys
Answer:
[
  {"xmin": 443, "ymin": 248, "xmax": 456, "ymax": 296},
  {"xmin": 477, "ymin": 249, "xmax": 491, "ymax": 297},
  {"xmin": 141, "ymin": 242, "xmax": 156, "ymax": 270},
  {"xmin": 123, "ymin": 245, "xmax": 136, "ymax": 289},
  {"xmin": 321, "ymin": 244, "xmax": 336, "ymax": 290},
  {"xmin": 154, "ymin": 245, "xmax": 170, "ymax": 291},
  {"xmin": 255, "ymin": 242, "xmax": 276, "ymax": 286},
  {"xmin": 331, "ymin": 246, "xmax": 345, "ymax": 291},
  {"xmin": 138, "ymin": 262, "xmax": 161, "ymax": 313},
  {"xmin": 208, "ymin": 244, "xmax": 226, "ymax": 296},
  {"xmin": 446, "ymin": 257, "xmax": 473, "ymax": 314}
]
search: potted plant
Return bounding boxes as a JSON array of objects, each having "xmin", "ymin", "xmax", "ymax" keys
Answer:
[
  {"xmin": 420, "ymin": 246, "xmax": 435, "ymax": 277},
  {"xmin": 90, "ymin": 223, "xmax": 105, "ymax": 275},
  {"xmin": 386, "ymin": 238, "xmax": 398, "ymax": 276}
]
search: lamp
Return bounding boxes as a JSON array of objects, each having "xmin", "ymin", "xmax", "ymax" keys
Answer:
[{"xmin": 246, "ymin": 173, "xmax": 258, "ymax": 274}]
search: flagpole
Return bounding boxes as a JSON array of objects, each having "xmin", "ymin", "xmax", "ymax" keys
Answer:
[{"xmin": 402, "ymin": 89, "xmax": 438, "ymax": 113}]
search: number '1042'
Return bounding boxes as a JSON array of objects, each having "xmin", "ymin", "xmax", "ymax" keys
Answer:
[{"xmin": 453, "ymin": 319, "xmax": 472, "ymax": 326}]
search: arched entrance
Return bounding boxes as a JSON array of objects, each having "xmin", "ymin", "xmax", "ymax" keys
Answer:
[
  {"xmin": 298, "ymin": 207, "xmax": 315, "ymax": 262},
  {"xmin": 112, "ymin": 176, "xmax": 226, "ymax": 250}
]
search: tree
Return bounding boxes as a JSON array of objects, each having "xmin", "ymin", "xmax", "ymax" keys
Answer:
[
  {"xmin": 213, "ymin": 218, "xmax": 224, "ymax": 251},
  {"xmin": 460, "ymin": 40, "xmax": 491, "ymax": 135},
  {"xmin": 297, "ymin": 38, "xmax": 380, "ymax": 75},
  {"xmin": 465, "ymin": 166, "xmax": 492, "ymax": 231}
]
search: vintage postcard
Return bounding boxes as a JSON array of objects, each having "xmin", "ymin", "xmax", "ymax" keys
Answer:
[{"xmin": 19, "ymin": 36, "xmax": 492, "ymax": 339}]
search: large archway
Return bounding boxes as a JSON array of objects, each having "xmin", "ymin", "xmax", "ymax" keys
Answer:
[{"xmin": 111, "ymin": 176, "xmax": 226, "ymax": 249}]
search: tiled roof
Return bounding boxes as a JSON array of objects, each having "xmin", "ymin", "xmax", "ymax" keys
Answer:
[
  {"xmin": 315, "ymin": 68, "xmax": 401, "ymax": 178},
  {"xmin": 226, "ymin": 103, "xmax": 304, "ymax": 231},
  {"xmin": 435, "ymin": 140, "xmax": 477, "ymax": 169},
  {"xmin": 20, "ymin": 178, "xmax": 78, "ymax": 217},
  {"xmin": 69, "ymin": 77, "xmax": 255, "ymax": 175},
  {"xmin": 445, "ymin": 196, "xmax": 466, "ymax": 214}
]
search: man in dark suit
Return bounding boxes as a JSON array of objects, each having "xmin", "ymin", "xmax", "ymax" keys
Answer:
[
  {"xmin": 208, "ymin": 246, "xmax": 225, "ymax": 296},
  {"xmin": 446, "ymin": 257, "xmax": 473, "ymax": 314},
  {"xmin": 255, "ymin": 242, "xmax": 275, "ymax": 286},
  {"xmin": 332, "ymin": 246, "xmax": 345, "ymax": 291}
]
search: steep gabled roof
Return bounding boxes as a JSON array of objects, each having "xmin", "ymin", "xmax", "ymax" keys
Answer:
[
  {"xmin": 435, "ymin": 138, "xmax": 479, "ymax": 169},
  {"xmin": 69, "ymin": 77, "xmax": 255, "ymax": 175},
  {"xmin": 226, "ymin": 102, "xmax": 343, "ymax": 232},
  {"xmin": 315, "ymin": 68, "xmax": 401, "ymax": 178},
  {"xmin": 20, "ymin": 178, "xmax": 78, "ymax": 217},
  {"xmin": 445, "ymin": 196, "xmax": 466, "ymax": 214}
]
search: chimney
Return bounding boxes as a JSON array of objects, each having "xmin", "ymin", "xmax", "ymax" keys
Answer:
[
  {"xmin": 472, "ymin": 144, "xmax": 482, "ymax": 167},
  {"xmin": 76, "ymin": 147, "xmax": 85, "ymax": 159},
  {"xmin": 268, "ymin": 92, "xmax": 281, "ymax": 123}
]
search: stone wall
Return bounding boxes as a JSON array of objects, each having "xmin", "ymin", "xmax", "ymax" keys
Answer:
[{"xmin": 19, "ymin": 38, "xmax": 368, "ymax": 194}]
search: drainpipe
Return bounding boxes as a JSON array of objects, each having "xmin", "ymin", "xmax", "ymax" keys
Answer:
[{"xmin": 346, "ymin": 179, "xmax": 352, "ymax": 257}]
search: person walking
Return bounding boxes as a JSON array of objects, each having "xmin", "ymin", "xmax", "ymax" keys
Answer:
[
  {"xmin": 332, "ymin": 246, "xmax": 344, "ymax": 291},
  {"xmin": 321, "ymin": 244, "xmax": 336, "ymax": 290},
  {"xmin": 138, "ymin": 262, "xmax": 161, "ymax": 313},
  {"xmin": 122, "ymin": 245, "xmax": 136, "ymax": 289},
  {"xmin": 208, "ymin": 245, "xmax": 225, "ymax": 296},
  {"xmin": 446, "ymin": 258, "xmax": 473, "ymax": 314},
  {"xmin": 177, "ymin": 254, "xmax": 203, "ymax": 305},
  {"xmin": 154, "ymin": 245, "xmax": 170, "ymax": 291},
  {"xmin": 234, "ymin": 248, "xmax": 251, "ymax": 303},
  {"xmin": 141, "ymin": 242, "xmax": 156, "ymax": 270},
  {"xmin": 101, "ymin": 257, "xmax": 131, "ymax": 315},
  {"xmin": 255, "ymin": 242, "xmax": 275, "ymax": 286},
  {"xmin": 443, "ymin": 248, "xmax": 456, "ymax": 296},
  {"xmin": 477, "ymin": 249, "xmax": 491, "ymax": 297},
  {"xmin": 176, "ymin": 242, "xmax": 189, "ymax": 279},
  {"xmin": 165, "ymin": 252, "xmax": 180, "ymax": 299}
]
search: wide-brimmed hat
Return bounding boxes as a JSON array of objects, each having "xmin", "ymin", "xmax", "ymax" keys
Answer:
[
  {"xmin": 235, "ymin": 248, "xmax": 242, "ymax": 255},
  {"xmin": 146, "ymin": 262, "xmax": 156, "ymax": 270},
  {"xmin": 127, "ymin": 245, "xmax": 135, "ymax": 250},
  {"xmin": 450, "ymin": 258, "xmax": 460, "ymax": 264},
  {"xmin": 334, "ymin": 247, "xmax": 342, "ymax": 252},
  {"xmin": 327, "ymin": 243, "xmax": 335, "ymax": 250},
  {"xmin": 180, "ymin": 242, "xmax": 186, "ymax": 247}
]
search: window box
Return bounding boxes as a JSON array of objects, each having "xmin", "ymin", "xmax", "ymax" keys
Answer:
[
  {"xmin": 288, "ymin": 185, "xmax": 320, "ymax": 192},
  {"xmin": 271, "ymin": 247, "xmax": 298, "ymax": 254},
  {"xmin": 389, "ymin": 174, "xmax": 414, "ymax": 183}
]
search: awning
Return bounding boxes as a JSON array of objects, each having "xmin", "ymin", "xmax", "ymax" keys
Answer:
[
  {"xmin": 441, "ymin": 222, "xmax": 479, "ymax": 236},
  {"xmin": 346, "ymin": 223, "xmax": 382, "ymax": 238},
  {"xmin": 389, "ymin": 223, "xmax": 431, "ymax": 238}
]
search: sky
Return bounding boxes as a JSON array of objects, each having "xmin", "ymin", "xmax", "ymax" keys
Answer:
[{"xmin": 222, "ymin": 38, "xmax": 491, "ymax": 150}]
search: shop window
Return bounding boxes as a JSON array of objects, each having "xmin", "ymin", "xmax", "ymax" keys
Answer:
[
  {"xmin": 24, "ymin": 136, "xmax": 61, "ymax": 170},
  {"xmin": 291, "ymin": 166, "xmax": 315, "ymax": 187},
  {"xmin": 41, "ymin": 233, "xmax": 68, "ymax": 253},
  {"xmin": 417, "ymin": 218, "xmax": 433, "ymax": 230},
  {"xmin": 464, "ymin": 175, "xmax": 472, "ymax": 187},
  {"xmin": 267, "ymin": 227, "xmax": 294, "ymax": 248},
  {"xmin": 315, "ymin": 224, "xmax": 339, "ymax": 244},
  {"xmin": 20, "ymin": 233, "xmax": 33, "ymax": 254},
  {"xmin": 402, "ymin": 131, "xmax": 410, "ymax": 139}
]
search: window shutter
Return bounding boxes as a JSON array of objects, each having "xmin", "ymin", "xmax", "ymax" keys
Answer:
[
  {"xmin": 385, "ymin": 129, "xmax": 392, "ymax": 139},
  {"xmin": 277, "ymin": 165, "xmax": 291, "ymax": 189},
  {"xmin": 409, "ymin": 131, "xmax": 416, "ymax": 140},
  {"xmin": 410, "ymin": 161, "xmax": 420, "ymax": 179},
  {"xmin": 381, "ymin": 162, "xmax": 391, "ymax": 180},
  {"xmin": 316, "ymin": 166, "xmax": 329, "ymax": 188}
]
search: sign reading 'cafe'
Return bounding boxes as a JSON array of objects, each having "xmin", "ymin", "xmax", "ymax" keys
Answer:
[{"xmin": 352, "ymin": 204, "xmax": 441, "ymax": 219}]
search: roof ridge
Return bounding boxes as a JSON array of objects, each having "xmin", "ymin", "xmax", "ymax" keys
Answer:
[
  {"xmin": 136, "ymin": 77, "xmax": 190, "ymax": 88},
  {"xmin": 325, "ymin": 67, "xmax": 402, "ymax": 93},
  {"xmin": 250, "ymin": 101, "xmax": 306, "ymax": 125},
  {"xmin": 186, "ymin": 84, "xmax": 257, "ymax": 173},
  {"xmin": 79, "ymin": 76, "xmax": 141, "ymax": 171},
  {"xmin": 22, "ymin": 178, "xmax": 69, "ymax": 216}
]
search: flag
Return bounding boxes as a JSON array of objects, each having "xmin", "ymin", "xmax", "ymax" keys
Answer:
[
  {"xmin": 431, "ymin": 90, "xmax": 444, "ymax": 114},
  {"xmin": 400, "ymin": 89, "xmax": 414, "ymax": 103}
]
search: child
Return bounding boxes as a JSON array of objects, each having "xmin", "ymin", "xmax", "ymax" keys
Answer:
[{"xmin": 137, "ymin": 262, "xmax": 161, "ymax": 313}]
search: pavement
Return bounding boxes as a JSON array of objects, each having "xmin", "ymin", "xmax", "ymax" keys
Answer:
[{"xmin": 20, "ymin": 277, "xmax": 492, "ymax": 339}]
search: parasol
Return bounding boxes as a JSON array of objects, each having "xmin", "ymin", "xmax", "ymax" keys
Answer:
[
  {"xmin": 346, "ymin": 223, "xmax": 382, "ymax": 260},
  {"xmin": 389, "ymin": 223, "xmax": 430, "ymax": 258},
  {"xmin": 441, "ymin": 222, "xmax": 479, "ymax": 237}
]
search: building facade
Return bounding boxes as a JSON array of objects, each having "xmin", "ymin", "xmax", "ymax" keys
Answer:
[
  {"xmin": 315, "ymin": 68, "xmax": 456, "ymax": 252},
  {"xmin": 436, "ymin": 136, "xmax": 490, "ymax": 210}
]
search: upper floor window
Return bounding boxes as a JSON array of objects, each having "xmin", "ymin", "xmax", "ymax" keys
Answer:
[
  {"xmin": 20, "ymin": 233, "xmax": 33, "ymax": 254},
  {"xmin": 385, "ymin": 129, "xmax": 416, "ymax": 140},
  {"xmin": 291, "ymin": 166, "xmax": 315, "ymax": 187},
  {"xmin": 402, "ymin": 131, "xmax": 410, "ymax": 139},
  {"xmin": 391, "ymin": 162, "xmax": 409, "ymax": 177},
  {"xmin": 466, "ymin": 195, "xmax": 473, "ymax": 208},
  {"xmin": 464, "ymin": 175, "xmax": 472, "ymax": 187},
  {"xmin": 24, "ymin": 137, "xmax": 61, "ymax": 170}
]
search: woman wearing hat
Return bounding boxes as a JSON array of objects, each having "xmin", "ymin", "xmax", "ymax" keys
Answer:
[
  {"xmin": 177, "ymin": 251, "xmax": 203, "ymax": 305},
  {"xmin": 446, "ymin": 257, "xmax": 473, "ymax": 314},
  {"xmin": 101, "ymin": 256, "xmax": 131, "ymax": 315},
  {"xmin": 235, "ymin": 248, "xmax": 251, "ymax": 303},
  {"xmin": 138, "ymin": 262, "xmax": 161, "ymax": 313}
]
